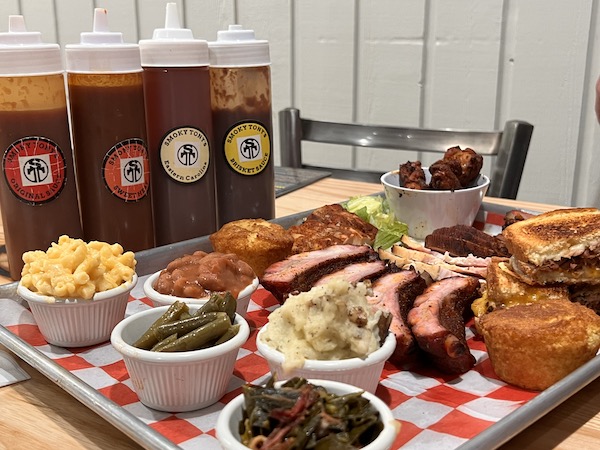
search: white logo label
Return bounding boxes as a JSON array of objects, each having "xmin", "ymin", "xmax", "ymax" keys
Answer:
[{"xmin": 20, "ymin": 154, "xmax": 53, "ymax": 187}]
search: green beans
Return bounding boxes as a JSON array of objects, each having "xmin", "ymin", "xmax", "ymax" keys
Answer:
[
  {"xmin": 132, "ymin": 294, "xmax": 240, "ymax": 352},
  {"xmin": 133, "ymin": 301, "xmax": 189, "ymax": 350}
]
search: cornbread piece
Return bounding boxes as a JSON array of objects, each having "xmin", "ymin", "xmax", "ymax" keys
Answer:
[
  {"xmin": 209, "ymin": 219, "xmax": 293, "ymax": 277},
  {"xmin": 478, "ymin": 299, "xmax": 600, "ymax": 391}
]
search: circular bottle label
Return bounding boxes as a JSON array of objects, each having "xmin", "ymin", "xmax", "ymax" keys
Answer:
[
  {"xmin": 102, "ymin": 138, "xmax": 150, "ymax": 202},
  {"xmin": 159, "ymin": 126, "xmax": 210, "ymax": 184},
  {"xmin": 2, "ymin": 136, "xmax": 67, "ymax": 205},
  {"xmin": 223, "ymin": 121, "xmax": 271, "ymax": 176}
]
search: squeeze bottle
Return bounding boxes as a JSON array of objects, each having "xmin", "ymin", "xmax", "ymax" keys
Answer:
[
  {"xmin": 0, "ymin": 15, "xmax": 82, "ymax": 279},
  {"xmin": 208, "ymin": 25, "xmax": 275, "ymax": 227},
  {"xmin": 139, "ymin": 2, "xmax": 217, "ymax": 245},
  {"xmin": 65, "ymin": 8, "xmax": 154, "ymax": 251}
]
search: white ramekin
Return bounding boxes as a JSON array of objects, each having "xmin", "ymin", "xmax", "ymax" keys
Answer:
[
  {"xmin": 256, "ymin": 324, "xmax": 397, "ymax": 394},
  {"xmin": 17, "ymin": 274, "xmax": 137, "ymax": 347},
  {"xmin": 143, "ymin": 270, "xmax": 258, "ymax": 317},
  {"xmin": 110, "ymin": 304, "xmax": 250, "ymax": 412},
  {"xmin": 216, "ymin": 378, "xmax": 400, "ymax": 450}
]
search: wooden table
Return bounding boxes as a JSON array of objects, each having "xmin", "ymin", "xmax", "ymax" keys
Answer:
[{"xmin": 1, "ymin": 177, "xmax": 599, "ymax": 449}]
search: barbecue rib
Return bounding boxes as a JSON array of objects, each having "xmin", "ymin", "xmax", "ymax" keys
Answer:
[
  {"xmin": 407, "ymin": 276, "xmax": 480, "ymax": 374},
  {"xmin": 260, "ymin": 244, "xmax": 378, "ymax": 303},
  {"xmin": 368, "ymin": 269, "xmax": 427, "ymax": 364}
]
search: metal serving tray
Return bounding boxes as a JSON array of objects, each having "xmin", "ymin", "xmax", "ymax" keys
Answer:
[{"xmin": 1, "ymin": 202, "xmax": 599, "ymax": 450}]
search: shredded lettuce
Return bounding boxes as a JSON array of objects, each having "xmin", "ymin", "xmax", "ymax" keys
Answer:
[{"xmin": 343, "ymin": 195, "xmax": 408, "ymax": 249}]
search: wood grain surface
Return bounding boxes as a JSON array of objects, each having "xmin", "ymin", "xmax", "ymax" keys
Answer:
[{"xmin": 0, "ymin": 177, "xmax": 598, "ymax": 450}]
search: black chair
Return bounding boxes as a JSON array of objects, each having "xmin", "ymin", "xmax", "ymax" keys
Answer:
[{"xmin": 278, "ymin": 107, "xmax": 533, "ymax": 199}]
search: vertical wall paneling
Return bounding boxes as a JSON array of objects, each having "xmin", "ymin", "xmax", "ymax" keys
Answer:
[
  {"xmin": 294, "ymin": 0, "xmax": 356, "ymax": 169},
  {"xmin": 20, "ymin": 0, "xmax": 60, "ymax": 44},
  {"xmin": 238, "ymin": 0, "xmax": 293, "ymax": 166},
  {"xmin": 0, "ymin": 1, "xmax": 21, "ymax": 29},
  {"xmin": 185, "ymin": 0, "xmax": 235, "ymax": 41},
  {"xmin": 2, "ymin": 0, "xmax": 599, "ymax": 206},
  {"xmin": 355, "ymin": 0, "xmax": 425, "ymax": 172},
  {"xmin": 503, "ymin": 0, "xmax": 591, "ymax": 206},
  {"xmin": 573, "ymin": 1, "xmax": 600, "ymax": 207}
]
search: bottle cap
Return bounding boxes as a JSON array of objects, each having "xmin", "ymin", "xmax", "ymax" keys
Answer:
[
  {"xmin": 139, "ymin": 2, "xmax": 208, "ymax": 67},
  {"xmin": 0, "ymin": 15, "xmax": 63, "ymax": 75},
  {"xmin": 65, "ymin": 8, "xmax": 141, "ymax": 73},
  {"xmin": 208, "ymin": 24, "xmax": 270, "ymax": 67}
]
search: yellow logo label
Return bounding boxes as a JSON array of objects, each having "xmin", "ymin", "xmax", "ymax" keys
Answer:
[
  {"xmin": 224, "ymin": 121, "xmax": 271, "ymax": 175},
  {"xmin": 160, "ymin": 127, "xmax": 210, "ymax": 184}
]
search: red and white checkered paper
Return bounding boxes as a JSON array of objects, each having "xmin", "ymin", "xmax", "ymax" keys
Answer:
[{"xmin": 1, "ymin": 210, "xmax": 539, "ymax": 450}]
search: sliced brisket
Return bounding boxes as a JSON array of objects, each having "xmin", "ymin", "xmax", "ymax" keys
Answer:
[{"xmin": 260, "ymin": 244, "xmax": 378, "ymax": 303}]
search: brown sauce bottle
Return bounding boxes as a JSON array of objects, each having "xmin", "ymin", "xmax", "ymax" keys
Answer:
[
  {"xmin": 209, "ymin": 26, "xmax": 275, "ymax": 227},
  {"xmin": 0, "ymin": 16, "xmax": 82, "ymax": 279},
  {"xmin": 140, "ymin": 3, "xmax": 217, "ymax": 245},
  {"xmin": 67, "ymin": 73, "xmax": 154, "ymax": 250},
  {"xmin": 65, "ymin": 9, "xmax": 154, "ymax": 251}
]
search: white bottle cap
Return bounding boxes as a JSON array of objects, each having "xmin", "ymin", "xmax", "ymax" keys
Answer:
[
  {"xmin": 0, "ymin": 15, "xmax": 63, "ymax": 76},
  {"xmin": 139, "ymin": 2, "xmax": 208, "ymax": 67},
  {"xmin": 65, "ymin": 8, "xmax": 141, "ymax": 73},
  {"xmin": 208, "ymin": 24, "xmax": 270, "ymax": 67}
]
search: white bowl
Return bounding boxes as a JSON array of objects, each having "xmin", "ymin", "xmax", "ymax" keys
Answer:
[
  {"xmin": 216, "ymin": 378, "xmax": 400, "ymax": 450},
  {"xmin": 381, "ymin": 168, "xmax": 490, "ymax": 240},
  {"xmin": 17, "ymin": 274, "xmax": 137, "ymax": 347},
  {"xmin": 110, "ymin": 304, "xmax": 250, "ymax": 412},
  {"xmin": 143, "ymin": 270, "xmax": 258, "ymax": 318},
  {"xmin": 256, "ymin": 325, "xmax": 396, "ymax": 394}
]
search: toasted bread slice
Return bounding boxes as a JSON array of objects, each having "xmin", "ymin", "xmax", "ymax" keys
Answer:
[
  {"xmin": 472, "ymin": 257, "xmax": 569, "ymax": 317},
  {"xmin": 502, "ymin": 207, "xmax": 600, "ymax": 266}
]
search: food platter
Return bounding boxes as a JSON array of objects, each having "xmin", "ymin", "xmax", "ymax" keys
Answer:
[{"xmin": 1, "ymin": 201, "xmax": 600, "ymax": 450}]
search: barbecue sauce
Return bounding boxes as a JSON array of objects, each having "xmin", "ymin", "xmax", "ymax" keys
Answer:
[
  {"xmin": 140, "ymin": 3, "xmax": 217, "ymax": 245},
  {"xmin": 67, "ymin": 73, "xmax": 154, "ymax": 250},
  {"xmin": 0, "ymin": 16, "xmax": 82, "ymax": 279},
  {"xmin": 65, "ymin": 8, "xmax": 154, "ymax": 251},
  {"xmin": 209, "ymin": 26, "xmax": 275, "ymax": 227}
]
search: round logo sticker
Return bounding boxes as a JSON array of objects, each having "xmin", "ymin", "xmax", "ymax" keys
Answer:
[
  {"xmin": 102, "ymin": 138, "xmax": 150, "ymax": 202},
  {"xmin": 3, "ymin": 136, "xmax": 67, "ymax": 205},
  {"xmin": 160, "ymin": 126, "xmax": 210, "ymax": 183},
  {"xmin": 223, "ymin": 121, "xmax": 271, "ymax": 176}
]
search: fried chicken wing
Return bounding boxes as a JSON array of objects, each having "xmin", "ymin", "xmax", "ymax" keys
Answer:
[
  {"xmin": 443, "ymin": 146, "xmax": 483, "ymax": 186},
  {"xmin": 429, "ymin": 160, "xmax": 462, "ymax": 191},
  {"xmin": 399, "ymin": 161, "xmax": 427, "ymax": 190}
]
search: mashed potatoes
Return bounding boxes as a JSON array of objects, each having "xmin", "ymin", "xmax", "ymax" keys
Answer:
[
  {"xmin": 20, "ymin": 235, "xmax": 136, "ymax": 300},
  {"xmin": 261, "ymin": 279, "xmax": 388, "ymax": 371}
]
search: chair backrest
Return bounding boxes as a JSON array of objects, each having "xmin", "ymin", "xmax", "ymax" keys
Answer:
[{"xmin": 278, "ymin": 107, "xmax": 534, "ymax": 199}]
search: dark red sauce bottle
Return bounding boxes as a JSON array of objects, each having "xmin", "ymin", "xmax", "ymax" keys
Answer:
[
  {"xmin": 140, "ymin": 3, "xmax": 217, "ymax": 246},
  {"xmin": 65, "ymin": 8, "xmax": 154, "ymax": 252}
]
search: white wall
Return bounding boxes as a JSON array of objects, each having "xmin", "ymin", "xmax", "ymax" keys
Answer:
[{"xmin": 2, "ymin": 0, "xmax": 599, "ymax": 207}]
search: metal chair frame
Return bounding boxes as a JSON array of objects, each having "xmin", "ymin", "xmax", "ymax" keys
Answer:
[{"xmin": 278, "ymin": 107, "xmax": 534, "ymax": 199}]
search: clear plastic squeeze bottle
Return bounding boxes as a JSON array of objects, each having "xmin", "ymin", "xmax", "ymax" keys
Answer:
[
  {"xmin": 139, "ymin": 2, "xmax": 217, "ymax": 245},
  {"xmin": 208, "ymin": 25, "xmax": 275, "ymax": 227},
  {"xmin": 0, "ymin": 15, "xmax": 83, "ymax": 279},
  {"xmin": 65, "ymin": 8, "xmax": 155, "ymax": 251}
]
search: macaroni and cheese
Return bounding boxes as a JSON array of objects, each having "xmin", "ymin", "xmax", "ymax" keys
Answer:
[{"xmin": 20, "ymin": 235, "xmax": 136, "ymax": 299}]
